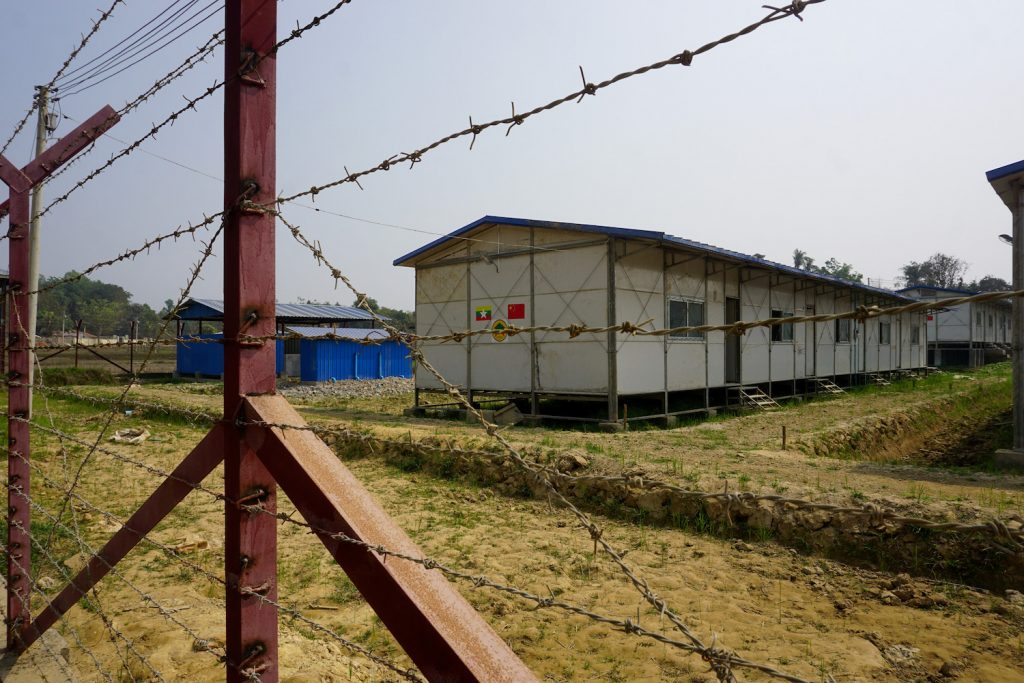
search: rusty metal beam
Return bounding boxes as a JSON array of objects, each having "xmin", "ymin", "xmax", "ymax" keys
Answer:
[
  {"xmin": 244, "ymin": 395, "xmax": 537, "ymax": 682},
  {"xmin": 17, "ymin": 426, "xmax": 226, "ymax": 650},
  {"xmin": 223, "ymin": 1, "xmax": 279, "ymax": 680}
]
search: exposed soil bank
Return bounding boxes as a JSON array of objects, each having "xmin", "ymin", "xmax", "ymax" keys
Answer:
[{"xmin": 327, "ymin": 430, "xmax": 1024, "ymax": 592}]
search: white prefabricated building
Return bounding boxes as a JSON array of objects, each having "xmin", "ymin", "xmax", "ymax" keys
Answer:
[
  {"xmin": 898, "ymin": 285, "xmax": 1010, "ymax": 368},
  {"xmin": 394, "ymin": 216, "xmax": 928, "ymax": 423}
]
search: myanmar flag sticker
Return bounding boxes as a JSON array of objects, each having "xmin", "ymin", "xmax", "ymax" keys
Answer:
[{"xmin": 475, "ymin": 306, "xmax": 492, "ymax": 322}]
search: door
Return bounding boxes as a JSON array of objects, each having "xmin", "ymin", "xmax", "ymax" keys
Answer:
[
  {"xmin": 725, "ymin": 297, "xmax": 740, "ymax": 383},
  {"xmin": 804, "ymin": 304, "xmax": 816, "ymax": 376}
]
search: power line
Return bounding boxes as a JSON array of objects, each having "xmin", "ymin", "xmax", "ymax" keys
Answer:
[
  {"xmin": 57, "ymin": 1, "xmax": 222, "ymax": 98},
  {"xmin": 54, "ymin": 0, "xmax": 195, "ymax": 86}
]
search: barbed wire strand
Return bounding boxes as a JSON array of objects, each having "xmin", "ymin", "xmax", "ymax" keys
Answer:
[
  {"xmin": 15, "ymin": 452, "xmax": 424, "ymax": 683},
  {"xmin": 256, "ymin": 508, "xmax": 818, "ymax": 683},
  {"xmin": 273, "ymin": 0, "xmax": 824, "ymax": 210},
  {"xmin": 11, "ymin": 521, "xmax": 162, "ymax": 682},
  {"xmin": 32, "ymin": 0, "xmax": 355, "ymax": 222},
  {"xmin": 40, "ymin": 207, "xmax": 228, "ymax": 547},
  {"xmin": 10, "ymin": 485, "xmax": 230, "ymax": 676},
  {"xmin": 3, "ymin": 548, "xmax": 116, "ymax": 683},
  {"xmin": 27, "ymin": 346, "xmax": 160, "ymax": 680},
  {"xmin": 19, "ymin": 286, "xmax": 1024, "ymax": 355},
  {"xmin": 0, "ymin": 0, "xmax": 125, "ymax": 157}
]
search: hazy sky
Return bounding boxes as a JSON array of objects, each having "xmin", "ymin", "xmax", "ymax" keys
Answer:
[{"xmin": 1, "ymin": 1, "xmax": 1022, "ymax": 311}]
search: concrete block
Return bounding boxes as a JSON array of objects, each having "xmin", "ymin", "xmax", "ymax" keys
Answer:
[
  {"xmin": 994, "ymin": 449, "xmax": 1024, "ymax": 471},
  {"xmin": 598, "ymin": 421, "xmax": 624, "ymax": 433}
]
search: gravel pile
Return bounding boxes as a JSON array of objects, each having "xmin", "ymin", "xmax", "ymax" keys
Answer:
[{"xmin": 279, "ymin": 376, "xmax": 414, "ymax": 400}]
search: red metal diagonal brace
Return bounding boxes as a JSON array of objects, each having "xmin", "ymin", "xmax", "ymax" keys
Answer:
[
  {"xmin": 244, "ymin": 395, "xmax": 537, "ymax": 682},
  {"xmin": 16, "ymin": 425, "xmax": 226, "ymax": 650},
  {"xmin": 0, "ymin": 106, "xmax": 119, "ymax": 217}
]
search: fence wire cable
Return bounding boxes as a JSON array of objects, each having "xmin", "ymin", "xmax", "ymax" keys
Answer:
[
  {"xmin": 3, "ymin": 548, "xmax": 114, "ymax": 683},
  {"xmin": 34, "ymin": 0, "xmax": 354, "ymax": 222},
  {"xmin": 13, "ymin": 522, "xmax": 162, "ymax": 682},
  {"xmin": 16, "ymin": 280, "xmax": 1014, "ymax": 351},
  {"xmin": 272, "ymin": 0, "xmax": 824, "ymax": 210},
  {"xmin": 271, "ymin": 207, "xmax": 822, "ymax": 683},
  {"xmin": 41, "ymin": 209, "xmax": 227, "ymax": 546},
  {"xmin": 14, "ymin": 447, "xmax": 424, "ymax": 682},
  {"xmin": 11, "ymin": 485, "xmax": 228, "ymax": 673},
  {"xmin": 24, "ymin": 344, "xmax": 155, "ymax": 680},
  {"xmin": 0, "ymin": 0, "xmax": 124, "ymax": 157}
]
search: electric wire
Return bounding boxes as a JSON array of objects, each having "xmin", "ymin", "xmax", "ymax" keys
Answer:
[{"xmin": 57, "ymin": 0, "xmax": 223, "ymax": 98}]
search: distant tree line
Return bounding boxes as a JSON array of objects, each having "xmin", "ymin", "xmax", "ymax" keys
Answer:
[
  {"xmin": 36, "ymin": 272, "xmax": 166, "ymax": 338},
  {"xmin": 791, "ymin": 249, "xmax": 1009, "ymax": 293},
  {"xmin": 792, "ymin": 249, "xmax": 864, "ymax": 282},
  {"xmin": 897, "ymin": 253, "xmax": 1009, "ymax": 292}
]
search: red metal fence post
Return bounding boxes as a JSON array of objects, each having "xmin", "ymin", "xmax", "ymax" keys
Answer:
[
  {"xmin": 3, "ymin": 186, "xmax": 32, "ymax": 650},
  {"xmin": 0, "ymin": 106, "xmax": 119, "ymax": 650},
  {"xmin": 223, "ymin": 1, "xmax": 279, "ymax": 680}
]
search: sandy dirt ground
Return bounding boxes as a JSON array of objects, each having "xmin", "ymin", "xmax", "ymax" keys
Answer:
[{"xmin": 4, "ymin": 368, "xmax": 1023, "ymax": 682}]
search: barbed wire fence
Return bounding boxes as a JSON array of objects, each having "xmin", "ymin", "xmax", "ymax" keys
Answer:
[{"xmin": 4, "ymin": 0, "xmax": 1012, "ymax": 681}]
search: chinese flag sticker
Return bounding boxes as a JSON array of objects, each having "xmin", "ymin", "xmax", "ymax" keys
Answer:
[{"xmin": 507, "ymin": 303, "xmax": 525, "ymax": 320}]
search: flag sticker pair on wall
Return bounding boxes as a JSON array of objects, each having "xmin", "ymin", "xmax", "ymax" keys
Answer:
[{"xmin": 475, "ymin": 303, "xmax": 525, "ymax": 322}]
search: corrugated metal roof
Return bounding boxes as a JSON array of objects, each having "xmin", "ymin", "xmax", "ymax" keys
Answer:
[
  {"xmin": 393, "ymin": 215, "xmax": 913, "ymax": 302},
  {"xmin": 285, "ymin": 325, "xmax": 389, "ymax": 340},
  {"xmin": 175, "ymin": 298, "xmax": 383, "ymax": 322},
  {"xmin": 987, "ymin": 159, "xmax": 1024, "ymax": 211}
]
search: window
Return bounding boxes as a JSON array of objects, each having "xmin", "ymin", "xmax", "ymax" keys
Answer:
[
  {"xmin": 879, "ymin": 321, "xmax": 891, "ymax": 345},
  {"xmin": 668, "ymin": 298, "xmax": 704, "ymax": 340},
  {"xmin": 770, "ymin": 309, "xmax": 794, "ymax": 342},
  {"xmin": 989, "ymin": 314, "xmax": 994, "ymax": 327},
  {"xmin": 976, "ymin": 311, "xmax": 983, "ymax": 328},
  {"xmin": 911, "ymin": 326, "xmax": 920, "ymax": 345},
  {"xmin": 836, "ymin": 318, "xmax": 851, "ymax": 343}
]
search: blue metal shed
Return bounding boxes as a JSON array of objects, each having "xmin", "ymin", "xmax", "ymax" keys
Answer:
[{"xmin": 290, "ymin": 327, "xmax": 413, "ymax": 382}]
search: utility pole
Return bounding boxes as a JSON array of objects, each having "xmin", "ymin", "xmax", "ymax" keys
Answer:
[{"xmin": 27, "ymin": 85, "xmax": 53, "ymax": 410}]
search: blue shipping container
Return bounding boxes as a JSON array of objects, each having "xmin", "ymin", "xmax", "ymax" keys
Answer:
[{"xmin": 299, "ymin": 338, "xmax": 412, "ymax": 382}]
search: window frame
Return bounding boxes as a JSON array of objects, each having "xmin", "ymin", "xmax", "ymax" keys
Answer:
[
  {"xmin": 835, "ymin": 318, "xmax": 852, "ymax": 344},
  {"xmin": 667, "ymin": 296, "xmax": 705, "ymax": 341},
  {"xmin": 910, "ymin": 325, "xmax": 920, "ymax": 345},
  {"xmin": 770, "ymin": 308, "xmax": 794, "ymax": 343},
  {"xmin": 879, "ymin": 320, "xmax": 892, "ymax": 345}
]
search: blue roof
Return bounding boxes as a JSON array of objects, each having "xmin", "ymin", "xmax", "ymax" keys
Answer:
[
  {"xmin": 175, "ymin": 298, "xmax": 381, "ymax": 322},
  {"xmin": 986, "ymin": 159, "xmax": 1024, "ymax": 183},
  {"xmin": 284, "ymin": 325, "xmax": 389, "ymax": 340},
  {"xmin": 394, "ymin": 215, "xmax": 912, "ymax": 301},
  {"xmin": 987, "ymin": 159, "xmax": 1024, "ymax": 211}
]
